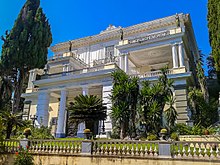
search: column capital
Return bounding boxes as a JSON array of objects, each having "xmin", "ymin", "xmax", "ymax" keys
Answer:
[
  {"xmin": 119, "ymin": 52, "xmax": 129, "ymax": 56},
  {"xmin": 60, "ymin": 88, "xmax": 67, "ymax": 93}
]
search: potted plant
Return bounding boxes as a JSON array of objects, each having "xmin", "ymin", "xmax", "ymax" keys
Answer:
[
  {"xmin": 83, "ymin": 129, "xmax": 91, "ymax": 140},
  {"xmin": 23, "ymin": 128, "xmax": 31, "ymax": 139},
  {"xmin": 160, "ymin": 128, "xmax": 167, "ymax": 140}
]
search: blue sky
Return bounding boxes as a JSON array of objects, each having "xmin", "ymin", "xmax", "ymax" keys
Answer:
[{"xmin": 0, "ymin": 0, "xmax": 210, "ymax": 61}]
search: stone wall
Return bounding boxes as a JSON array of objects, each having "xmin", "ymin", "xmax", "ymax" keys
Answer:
[{"xmin": 1, "ymin": 154, "xmax": 220, "ymax": 165}]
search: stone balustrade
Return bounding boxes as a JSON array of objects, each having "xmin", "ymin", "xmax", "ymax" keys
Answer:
[
  {"xmin": 172, "ymin": 141, "xmax": 220, "ymax": 159},
  {"xmin": 28, "ymin": 139, "xmax": 83, "ymax": 154},
  {"xmin": 41, "ymin": 63, "xmax": 118, "ymax": 80},
  {"xmin": 93, "ymin": 140, "xmax": 159, "ymax": 156},
  {"xmin": 135, "ymin": 69, "xmax": 174, "ymax": 78},
  {"xmin": 1, "ymin": 139, "xmax": 220, "ymax": 161}
]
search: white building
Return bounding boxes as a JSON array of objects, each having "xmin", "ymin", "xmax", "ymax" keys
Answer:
[{"xmin": 22, "ymin": 13, "xmax": 199, "ymax": 137}]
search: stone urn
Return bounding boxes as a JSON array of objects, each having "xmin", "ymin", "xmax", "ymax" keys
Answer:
[
  {"xmin": 83, "ymin": 129, "xmax": 92, "ymax": 140},
  {"xmin": 160, "ymin": 128, "xmax": 168, "ymax": 141},
  {"xmin": 23, "ymin": 128, "xmax": 31, "ymax": 138}
]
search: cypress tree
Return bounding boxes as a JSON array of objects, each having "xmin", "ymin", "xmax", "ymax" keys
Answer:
[
  {"xmin": 207, "ymin": 0, "xmax": 220, "ymax": 82},
  {"xmin": 1, "ymin": 0, "xmax": 52, "ymax": 112}
]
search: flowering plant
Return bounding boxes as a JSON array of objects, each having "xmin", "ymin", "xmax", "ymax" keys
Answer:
[{"xmin": 14, "ymin": 146, "xmax": 34, "ymax": 165}]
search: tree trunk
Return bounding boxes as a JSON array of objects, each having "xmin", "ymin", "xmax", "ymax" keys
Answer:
[
  {"xmin": 12, "ymin": 69, "xmax": 28, "ymax": 113},
  {"xmin": 120, "ymin": 122, "xmax": 126, "ymax": 139},
  {"xmin": 6, "ymin": 124, "xmax": 12, "ymax": 139}
]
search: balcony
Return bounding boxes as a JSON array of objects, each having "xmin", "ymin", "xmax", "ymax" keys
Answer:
[
  {"xmin": 131, "ymin": 67, "xmax": 187, "ymax": 79},
  {"xmin": 40, "ymin": 63, "xmax": 118, "ymax": 80},
  {"xmin": 48, "ymin": 52, "xmax": 87, "ymax": 67}
]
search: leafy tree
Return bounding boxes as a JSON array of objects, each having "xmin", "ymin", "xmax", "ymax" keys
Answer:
[
  {"xmin": 207, "ymin": 54, "xmax": 216, "ymax": 79},
  {"xmin": 188, "ymin": 87, "xmax": 218, "ymax": 127},
  {"xmin": 139, "ymin": 68, "xmax": 174, "ymax": 135},
  {"xmin": 207, "ymin": 0, "xmax": 220, "ymax": 82},
  {"xmin": 1, "ymin": 0, "xmax": 52, "ymax": 112},
  {"xmin": 164, "ymin": 95, "xmax": 178, "ymax": 130},
  {"xmin": 0, "ymin": 76, "xmax": 13, "ymax": 110},
  {"xmin": 68, "ymin": 94, "xmax": 107, "ymax": 135},
  {"xmin": 197, "ymin": 50, "xmax": 209, "ymax": 102},
  {"xmin": 111, "ymin": 70, "xmax": 139, "ymax": 139}
]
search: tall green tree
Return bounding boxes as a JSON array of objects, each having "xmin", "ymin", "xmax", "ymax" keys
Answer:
[
  {"xmin": 139, "ymin": 68, "xmax": 174, "ymax": 135},
  {"xmin": 197, "ymin": 50, "xmax": 209, "ymax": 102},
  {"xmin": 207, "ymin": 0, "xmax": 220, "ymax": 82},
  {"xmin": 111, "ymin": 70, "xmax": 139, "ymax": 139},
  {"xmin": 1, "ymin": 0, "xmax": 52, "ymax": 112}
]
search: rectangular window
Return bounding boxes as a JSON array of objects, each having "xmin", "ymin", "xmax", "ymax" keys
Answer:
[{"xmin": 105, "ymin": 45, "xmax": 114, "ymax": 63}]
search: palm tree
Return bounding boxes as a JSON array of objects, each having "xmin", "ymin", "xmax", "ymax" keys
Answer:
[
  {"xmin": 1, "ymin": 111, "xmax": 24, "ymax": 139},
  {"xmin": 67, "ymin": 94, "xmax": 107, "ymax": 135},
  {"xmin": 139, "ymin": 67, "xmax": 174, "ymax": 135},
  {"xmin": 164, "ymin": 95, "xmax": 178, "ymax": 130},
  {"xmin": 111, "ymin": 70, "xmax": 139, "ymax": 139}
]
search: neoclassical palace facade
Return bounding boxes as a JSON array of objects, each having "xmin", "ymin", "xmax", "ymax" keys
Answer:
[{"xmin": 22, "ymin": 13, "xmax": 199, "ymax": 138}]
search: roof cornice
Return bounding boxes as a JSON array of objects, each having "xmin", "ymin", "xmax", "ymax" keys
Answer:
[{"xmin": 51, "ymin": 13, "xmax": 189, "ymax": 52}]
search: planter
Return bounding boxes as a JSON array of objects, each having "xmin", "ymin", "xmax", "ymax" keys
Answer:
[{"xmin": 83, "ymin": 132, "xmax": 92, "ymax": 140}]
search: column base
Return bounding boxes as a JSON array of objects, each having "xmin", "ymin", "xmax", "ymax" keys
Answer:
[{"xmin": 55, "ymin": 133, "xmax": 66, "ymax": 138}]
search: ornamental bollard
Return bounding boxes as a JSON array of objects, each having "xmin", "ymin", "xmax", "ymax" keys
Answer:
[
  {"xmin": 20, "ymin": 128, "xmax": 31, "ymax": 149},
  {"xmin": 20, "ymin": 138, "xmax": 29, "ymax": 150},
  {"xmin": 158, "ymin": 141, "xmax": 172, "ymax": 158},
  {"xmin": 81, "ymin": 129, "xmax": 93, "ymax": 154}
]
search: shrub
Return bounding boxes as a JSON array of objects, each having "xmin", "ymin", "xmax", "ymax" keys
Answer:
[
  {"xmin": 14, "ymin": 146, "xmax": 34, "ymax": 165},
  {"xmin": 173, "ymin": 124, "xmax": 192, "ymax": 135},
  {"xmin": 170, "ymin": 132, "xmax": 179, "ymax": 141},
  {"xmin": 29, "ymin": 126, "xmax": 54, "ymax": 139},
  {"xmin": 147, "ymin": 134, "xmax": 158, "ymax": 141}
]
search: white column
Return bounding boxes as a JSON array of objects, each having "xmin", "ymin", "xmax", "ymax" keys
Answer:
[
  {"xmin": 119, "ymin": 56, "xmax": 123, "ymax": 69},
  {"xmin": 56, "ymin": 89, "xmax": 67, "ymax": 138},
  {"xmin": 27, "ymin": 69, "xmax": 38, "ymax": 89},
  {"xmin": 102, "ymin": 85, "xmax": 113, "ymax": 137},
  {"xmin": 178, "ymin": 42, "xmax": 185, "ymax": 67},
  {"xmin": 36, "ymin": 91, "xmax": 50, "ymax": 127},
  {"xmin": 172, "ymin": 44, "xmax": 179, "ymax": 68},
  {"xmin": 77, "ymin": 87, "xmax": 88, "ymax": 137},
  {"xmin": 124, "ymin": 53, "xmax": 129, "ymax": 73}
]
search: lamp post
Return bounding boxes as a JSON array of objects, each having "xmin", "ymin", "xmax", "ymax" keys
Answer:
[
  {"xmin": 102, "ymin": 120, "xmax": 105, "ymax": 134},
  {"xmin": 30, "ymin": 115, "xmax": 38, "ymax": 128}
]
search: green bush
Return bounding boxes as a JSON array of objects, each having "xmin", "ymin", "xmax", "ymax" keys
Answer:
[
  {"xmin": 173, "ymin": 124, "xmax": 192, "ymax": 135},
  {"xmin": 147, "ymin": 134, "xmax": 158, "ymax": 141},
  {"xmin": 29, "ymin": 126, "xmax": 54, "ymax": 139},
  {"xmin": 14, "ymin": 147, "xmax": 34, "ymax": 165},
  {"xmin": 170, "ymin": 132, "xmax": 179, "ymax": 141}
]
